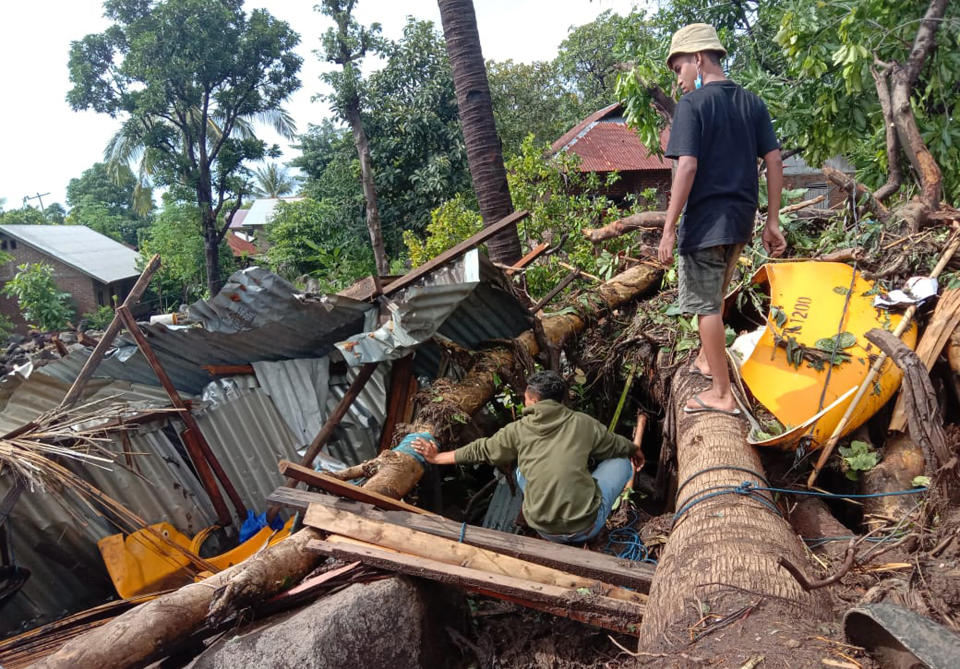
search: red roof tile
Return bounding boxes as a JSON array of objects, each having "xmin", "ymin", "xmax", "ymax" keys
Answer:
[
  {"xmin": 551, "ymin": 103, "xmax": 672, "ymax": 173},
  {"xmin": 227, "ymin": 232, "xmax": 258, "ymax": 257}
]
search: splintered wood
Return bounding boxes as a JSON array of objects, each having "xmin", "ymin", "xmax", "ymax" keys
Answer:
[{"xmin": 301, "ymin": 499, "xmax": 647, "ymax": 635}]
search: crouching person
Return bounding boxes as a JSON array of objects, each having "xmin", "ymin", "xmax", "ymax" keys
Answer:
[{"xmin": 411, "ymin": 370, "xmax": 644, "ymax": 544}]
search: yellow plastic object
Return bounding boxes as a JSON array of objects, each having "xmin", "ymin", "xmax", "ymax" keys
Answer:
[
  {"xmin": 739, "ymin": 262, "xmax": 917, "ymax": 450},
  {"xmin": 98, "ymin": 517, "xmax": 294, "ymax": 599}
]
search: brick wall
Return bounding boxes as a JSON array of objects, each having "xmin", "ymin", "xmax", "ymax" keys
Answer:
[{"xmin": 0, "ymin": 233, "xmax": 107, "ymax": 332}]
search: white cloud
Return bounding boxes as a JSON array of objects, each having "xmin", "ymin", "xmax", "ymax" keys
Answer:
[{"xmin": 0, "ymin": 0, "xmax": 643, "ymax": 210}]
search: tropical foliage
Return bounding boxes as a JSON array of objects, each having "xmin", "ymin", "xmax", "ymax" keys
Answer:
[{"xmin": 2, "ymin": 263, "xmax": 74, "ymax": 331}]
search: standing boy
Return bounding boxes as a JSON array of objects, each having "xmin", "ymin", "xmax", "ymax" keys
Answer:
[{"xmin": 659, "ymin": 23, "xmax": 786, "ymax": 415}]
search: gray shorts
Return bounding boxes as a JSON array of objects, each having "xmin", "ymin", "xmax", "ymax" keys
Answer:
[{"xmin": 678, "ymin": 244, "xmax": 745, "ymax": 315}]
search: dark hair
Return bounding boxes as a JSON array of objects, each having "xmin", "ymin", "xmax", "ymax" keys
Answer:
[
  {"xmin": 525, "ymin": 370, "xmax": 566, "ymax": 403},
  {"xmin": 702, "ymin": 50, "xmax": 723, "ymax": 66}
]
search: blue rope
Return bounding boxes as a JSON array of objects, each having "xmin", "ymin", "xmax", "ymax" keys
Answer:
[
  {"xmin": 604, "ymin": 518, "xmax": 657, "ymax": 565},
  {"xmin": 459, "ymin": 521, "xmax": 467, "ymax": 543},
  {"xmin": 672, "ymin": 480, "xmax": 927, "ymax": 529}
]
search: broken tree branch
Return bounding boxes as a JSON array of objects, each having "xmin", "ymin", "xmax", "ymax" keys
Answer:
[
  {"xmin": 871, "ymin": 63, "xmax": 903, "ymax": 203},
  {"xmin": 823, "ymin": 167, "xmax": 891, "ymax": 223},
  {"xmin": 778, "ymin": 540, "xmax": 856, "ymax": 591}
]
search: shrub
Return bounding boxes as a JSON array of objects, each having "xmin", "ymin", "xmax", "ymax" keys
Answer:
[{"xmin": 2, "ymin": 263, "xmax": 74, "ymax": 331}]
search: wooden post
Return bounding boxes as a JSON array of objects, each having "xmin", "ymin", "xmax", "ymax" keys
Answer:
[
  {"xmin": 59, "ymin": 254, "xmax": 161, "ymax": 410},
  {"xmin": 115, "ymin": 306, "xmax": 246, "ymax": 526},
  {"xmin": 378, "ymin": 355, "xmax": 415, "ymax": 453}
]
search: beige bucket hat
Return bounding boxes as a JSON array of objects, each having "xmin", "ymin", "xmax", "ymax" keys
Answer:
[{"xmin": 666, "ymin": 23, "xmax": 727, "ymax": 68}]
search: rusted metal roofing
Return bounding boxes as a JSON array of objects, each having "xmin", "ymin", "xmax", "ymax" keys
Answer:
[
  {"xmin": 226, "ymin": 232, "xmax": 258, "ymax": 257},
  {"xmin": 551, "ymin": 102, "xmax": 672, "ymax": 173}
]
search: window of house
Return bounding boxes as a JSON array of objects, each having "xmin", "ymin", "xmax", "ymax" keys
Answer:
[
  {"xmin": 1, "ymin": 241, "xmax": 6, "ymax": 250},
  {"xmin": 10, "ymin": 240, "xmax": 16, "ymax": 249},
  {"xmin": 97, "ymin": 289, "xmax": 106, "ymax": 306}
]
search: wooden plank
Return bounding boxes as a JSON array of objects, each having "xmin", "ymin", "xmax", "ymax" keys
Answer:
[
  {"xmin": 304, "ymin": 503, "xmax": 646, "ymax": 605},
  {"xmin": 383, "ymin": 210, "xmax": 529, "ymax": 296},
  {"xmin": 505, "ymin": 241, "xmax": 549, "ymax": 276},
  {"xmin": 889, "ymin": 288, "xmax": 960, "ymax": 432},
  {"xmin": 277, "ymin": 460, "xmax": 436, "ymax": 516},
  {"xmin": 306, "ymin": 539, "xmax": 644, "ymax": 624},
  {"xmin": 201, "ymin": 364, "xmax": 255, "ymax": 376},
  {"xmin": 531, "ymin": 269, "xmax": 579, "ymax": 313},
  {"xmin": 268, "ymin": 486, "xmax": 655, "ymax": 590}
]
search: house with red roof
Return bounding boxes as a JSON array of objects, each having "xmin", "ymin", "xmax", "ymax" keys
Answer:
[{"xmin": 550, "ymin": 102, "xmax": 672, "ymax": 206}]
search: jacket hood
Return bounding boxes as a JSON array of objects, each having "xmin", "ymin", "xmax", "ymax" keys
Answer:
[{"xmin": 521, "ymin": 400, "xmax": 569, "ymax": 436}]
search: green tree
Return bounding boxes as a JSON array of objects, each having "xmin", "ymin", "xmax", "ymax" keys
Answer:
[
  {"xmin": 0, "ymin": 206, "xmax": 46, "ymax": 226},
  {"xmin": 2, "ymin": 263, "xmax": 75, "ymax": 331},
  {"xmin": 487, "ymin": 59, "xmax": 573, "ymax": 158},
  {"xmin": 139, "ymin": 201, "xmax": 236, "ymax": 307},
  {"xmin": 252, "ymin": 162, "xmax": 296, "ymax": 198},
  {"xmin": 264, "ymin": 198, "xmax": 373, "ymax": 290},
  {"xmin": 66, "ymin": 162, "xmax": 152, "ymax": 246},
  {"xmin": 317, "ymin": 0, "xmax": 388, "ymax": 275},
  {"xmin": 67, "ymin": 0, "xmax": 302, "ymax": 296},
  {"xmin": 43, "ymin": 203, "xmax": 67, "ymax": 224}
]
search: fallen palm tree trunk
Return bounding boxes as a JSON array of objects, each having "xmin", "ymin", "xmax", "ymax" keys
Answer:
[
  {"xmin": 33, "ymin": 526, "xmax": 322, "ymax": 669},
  {"xmin": 328, "ymin": 263, "xmax": 662, "ymax": 499},
  {"xmin": 638, "ymin": 370, "xmax": 830, "ymax": 647}
]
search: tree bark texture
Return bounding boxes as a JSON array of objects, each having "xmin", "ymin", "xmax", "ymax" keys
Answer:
[
  {"xmin": 862, "ymin": 432, "xmax": 926, "ymax": 532},
  {"xmin": 438, "ymin": 0, "xmax": 521, "ymax": 265},
  {"xmin": 330, "ymin": 264, "xmax": 662, "ymax": 497},
  {"xmin": 345, "ymin": 98, "xmax": 389, "ymax": 275},
  {"xmin": 870, "ymin": 64, "xmax": 903, "ymax": 203},
  {"xmin": 638, "ymin": 370, "xmax": 830, "ymax": 646},
  {"xmin": 203, "ymin": 222, "xmax": 223, "ymax": 299},
  {"xmin": 33, "ymin": 527, "xmax": 322, "ymax": 669},
  {"xmin": 583, "ymin": 211, "xmax": 668, "ymax": 243}
]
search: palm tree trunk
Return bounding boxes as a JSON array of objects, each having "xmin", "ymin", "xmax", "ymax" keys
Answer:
[
  {"xmin": 344, "ymin": 98, "xmax": 389, "ymax": 276},
  {"xmin": 438, "ymin": 0, "xmax": 521, "ymax": 265},
  {"xmin": 638, "ymin": 370, "xmax": 830, "ymax": 646}
]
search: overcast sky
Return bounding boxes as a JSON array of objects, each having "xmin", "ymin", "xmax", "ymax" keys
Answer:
[{"xmin": 0, "ymin": 0, "xmax": 643, "ymax": 211}]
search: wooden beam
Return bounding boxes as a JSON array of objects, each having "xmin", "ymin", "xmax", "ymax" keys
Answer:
[
  {"xmin": 383, "ymin": 210, "xmax": 529, "ymax": 296},
  {"xmin": 377, "ymin": 355, "xmax": 415, "ymax": 453},
  {"xmin": 268, "ymin": 486, "xmax": 655, "ymax": 590},
  {"xmin": 278, "ymin": 461, "xmax": 435, "ymax": 516},
  {"xmin": 115, "ymin": 306, "xmax": 246, "ymax": 525},
  {"xmin": 307, "ymin": 539, "xmax": 644, "ymax": 625},
  {"xmin": 60, "ymin": 254, "xmax": 161, "ymax": 410},
  {"xmin": 201, "ymin": 364, "xmax": 255, "ymax": 376},
  {"xmin": 531, "ymin": 269, "xmax": 579, "ymax": 313},
  {"xmin": 505, "ymin": 241, "xmax": 549, "ymax": 276},
  {"xmin": 304, "ymin": 503, "xmax": 646, "ymax": 605}
]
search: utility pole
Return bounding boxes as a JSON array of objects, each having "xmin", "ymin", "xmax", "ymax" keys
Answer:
[{"xmin": 23, "ymin": 192, "xmax": 50, "ymax": 213}]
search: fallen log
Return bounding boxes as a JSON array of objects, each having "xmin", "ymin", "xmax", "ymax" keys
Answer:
[
  {"xmin": 33, "ymin": 527, "xmax": 322, "ymax": 669},
  {"xmin": 327, "ymin": 264, "xmax": 662, "ymax": 499},
  {"xmin": 638, "ymin": 370, "xmax": 830, "ymax": 647}
]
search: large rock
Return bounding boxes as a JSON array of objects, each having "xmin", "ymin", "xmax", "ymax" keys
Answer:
[{"xmin": 187, "ymin": 576, "xmax": 464, "ymax": 669}]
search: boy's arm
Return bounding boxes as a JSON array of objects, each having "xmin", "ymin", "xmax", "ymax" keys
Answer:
[
  {"xmin": 761, "ymin": 149, "xmax": 786, "ymax": 257},
  {"xmin": 658, "ymin": 155, "xmax": 698, "ymax": 263}
]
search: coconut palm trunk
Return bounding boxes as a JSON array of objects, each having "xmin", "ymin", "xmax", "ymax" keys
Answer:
[
  {"xmin": 638, "ymin": 370, "xmax": 830, "ymax": 646},
  {"xmin": 438, "ymin": 0, "xmax": 522, "ymax": 265}
]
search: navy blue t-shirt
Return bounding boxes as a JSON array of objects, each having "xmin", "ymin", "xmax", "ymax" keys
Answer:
[{"xmin": 665, "ymin": 80, "xmax": 779, "ymax": 254}]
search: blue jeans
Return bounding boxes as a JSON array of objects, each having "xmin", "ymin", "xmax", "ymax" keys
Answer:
[{"xmin": 515, "ymin": 458, "xmax": 633, "ymax": 543}]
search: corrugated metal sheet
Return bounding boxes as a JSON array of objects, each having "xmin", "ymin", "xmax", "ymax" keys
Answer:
[
  {"xmin": 0, "ymin": 225, "xmax": 139, "ymax": 284},
  {"xmin": 0, "ymin": 372, "xmax": 174, "ymax": 434},
  {"xmin": 252, "ymin": 358, "xmax": 330, "ymax": 446},
  {"xmin": 551, "ymin": 103, "xmax": 671, "ymax": 173},
  {"xmin": 192, "ymin": 388, "xmax": 302, "ymax": 520},
  {"xmin": 323, "ymin": 362, "xmax": 389, "ymax": 467},
  {"xmin": 33, "ymin": 268, "xmax": 373, "ymax": 395},
  {"xmin": 336, "ymin": 250, "xmax": 532, "ymax": 374},
  {"xmin": 0, "ymin": 418, "xmax": 218, "ymax": 637},
  {"xmin": 482, "ymin": 471, "xmax": 523, "ymax": 534}
]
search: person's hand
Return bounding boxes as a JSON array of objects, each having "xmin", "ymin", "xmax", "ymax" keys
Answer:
[
  {"xmin": 631, "ymin": 447, "xmax": 645, "ymax": 471},
  {"xmin": 658, "ymin": 229, "xmax": 676, "ymax": 264},
  {"xmin": 411, "ymin": 437, "xmax": 439, "ymax": 463},
  {"xmin": 762, "ymin": 219, "xmax": 787, "ymax": 258}
]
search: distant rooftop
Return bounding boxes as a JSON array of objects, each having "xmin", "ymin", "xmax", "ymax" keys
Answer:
[
  {"xmin": 234, "ymin": 197, "xmax": 304, "ymax": 227},
  {"xmin": 551, "ymin": 102, "xmax": 671, "ymax": 172},
  {"xmin": 0, "ymin": 225, "xmax": 139, "ymax": 284}
]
